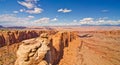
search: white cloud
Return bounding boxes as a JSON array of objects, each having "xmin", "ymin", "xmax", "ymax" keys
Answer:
[
  {"xmin": 18, "ymin": 1, "xmax": 34, "ymax": 9},
  {"xmin": 25, "ymin": 0, "xmax": 38, "ymax": 3},
  {"xmin": 0, "ymin": 14, "xmax": 31, "ymax": 22},
  {"xmin": 34, "ymin": 17, "xmax": 50, "ymax": 23},
  {"xmin": 101, "ymin": 10, "xmax": 109, "ymax": 13},
  {"xmin": 17, "ymin": 0, "xmax": 43, "ymax": 14},
  {"xmin": 73, "ymin": 20, "xmax": 77, "ymax": 22},
  {"xmin": 80, "ymin": 18, "xmax": 94, "ymax": 24},
  {"xmin": 20, "ymin": 9, "xmax": 25, "ymax": 12},
  {"xmin": 51, "ymin": 18, "xmax": 58, "ymax": 22},
  {"xmin": 58, "ymin": 8, "xmax": 72, "ymax": 13},
  {"xmin": 80, "ymin": 18, "xmax": 94, "ymax": 22},
  {"xmin": 96, "ymin": 19, "xmax": 120, "ymax": 25},
  {"xmin": 26, "ymin": 7, "xmax": 43, "ymax": 14},
  {"xmin": 17, "ymin": 0, "xmax": 38, "ymax": 9},
  {"xmin": 0, "ymin": 14, "xmax": 120, "ymax": 26},
  {"xmin": 28, "ymin": 15, "xmax": 34, "ymax": 18},
  {"xmin": 13, "ymin": 11, "xmax": 19, "ymax": 13},
  {"xmin": 0, "ymin": 14, "xmax": 32, "ymax": 26},
  {"xmin": 58, "ymin": 9, "xmax": 63, "ymax": 12},
  {"xmin": 79, "ymin": 17, "xmax": 120, "ymax": 25},
  {"xmin": 0, "ymin": 14, "xmax": 59, "ymax": 26}
]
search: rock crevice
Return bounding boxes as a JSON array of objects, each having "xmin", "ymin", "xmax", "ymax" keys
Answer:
[
  {"xmin": 15, "ymin": 32, "xmax": 77, "ymax": 65},
  {"xmin": 0, "ymin": 30, "xmax": 57, "ymax": 47}
]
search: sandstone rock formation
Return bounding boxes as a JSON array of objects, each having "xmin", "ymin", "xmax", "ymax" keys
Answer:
[
  {"xmin": 59, "ymin": 31, "xmax": 120, "ymax": 65},
  {"xmin": 0, "ymin": 33, "xmax": 5, "ymax": 47},
  {"xmin": 1, "ymin": 29, "xmax": 120, "ymax": 65},
  {"xmin": 48, "ymin": 32, "xmax": 77, "ymax": 65},
  {"xmin": 15, "ymin": 31, "xmax": 77, "ymax": 65},
  {"xmin": 15, "ymin": 33, "xmax": 50, "ymax": 65},
  {"xmin": 0, "ymin": 30, "xmax": 57, "ymax": 47}
]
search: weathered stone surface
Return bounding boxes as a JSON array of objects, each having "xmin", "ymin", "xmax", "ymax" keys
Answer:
[
  {"xmin": 47, "ymin": 32, "xmax": 77, "ymax": 65},
  {"xmin": 0, "ymin": 29, "xmax": 120, "ymax": 65},
  {"xmin": 0, "ymin": 30, "xmax": 57, "ymax": 47},
  {"xmin": 14, "ymin": 32, "xmax": 77, "ymax": 65},
  {"xmin": 15, "ymin": 33, "xmax": 50, "ymax": 65},
  {"xmin": 0, "ymin": 33, "xmax": 5, "ymax": 47}
]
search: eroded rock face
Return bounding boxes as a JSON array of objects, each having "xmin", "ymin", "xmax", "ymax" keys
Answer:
[
  {"xmin": 15, "ymin": 33, "xmax": 50, "ymax": 65},
  {"xmin": 0, "ymin": 33, "xmax": 5, "ymax": 47},
  {"xmin": 45, "ymin": 32, "xmax": 77, "ymax": 65},
  {"xmin": 0, "ymin": 30, "xmax": 39, "ymax": 47},
  {"xmin": 15, "ymin": 32, "xmax": 77, "ymax": 65},
  {"xmin": 0, "ymin": 30, "xmax": 57, "ymax": 47}
]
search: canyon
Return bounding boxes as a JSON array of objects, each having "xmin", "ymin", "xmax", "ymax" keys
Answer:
[
  {"xmin": 0, "ymin": 27, "xmax": 120, "ymax": 65},
  {"xmin": 0, "ymin": 30, "xmax": 56, "ymax": 47}
]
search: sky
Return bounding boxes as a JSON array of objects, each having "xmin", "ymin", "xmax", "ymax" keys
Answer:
[{"xmin": 0, "ymin": 0, "xmax": 120, "ymax": 26}]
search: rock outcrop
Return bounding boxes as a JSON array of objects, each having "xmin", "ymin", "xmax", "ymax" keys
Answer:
[
  {"xmin": 98, "ymin": 30, "xmax": 120, "ymax": 36},
  {"xmin": 15, "ymin": 33, "xmax": 50, "ymax": 65},
  {"xmin": 15, "ymin": 31, "xmax": 77, "ymax": 65},
  {"xmin": 0, "ymin": 30, "xmax": 57, "ymax": 47},
  {"xmin": 0, "ymin": 33, "xmax": 6, "ymax": 47},
  {"xmin": 48, "ymin": 32, "xmax": 77, "ymax": 65}
]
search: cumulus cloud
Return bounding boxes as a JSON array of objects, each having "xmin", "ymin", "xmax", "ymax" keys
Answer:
[
  {"xmin": 80, "ymin": 18, "xmax": 94, "ymax": 24},
  {"xmin": 79, "ymin": 17, "xmax": 120, "ymax": 25},
  {"xmin": 101, "ymin": 10, "xmax": 109, "ymax": 13},
  {"xmin": 58, "ymin": 8, "xmax": 72, "ymax": 13},
  {"xmin": 0, "ymin": 14, "xmax": 120, "ymax": 26},
  {"xmin": 17, "ymin": 0, "xmax": 38, "ymax": 9},
  {"xmin": 0, "ymin": 14, "xmax": 57, "ymax": 26},
  {"xmin": 73, "ymin": 20, "xmax": 77, "ymax": 23},
  {"xmin": 96, "ymin": 19, "xmax": 120, "ymax": 25},
  {"xmin": 26, "ymin": 7, "xmax": 43, "ymax": 14},
  {"xmin": 34, "ymin": 17, "xmax": 50, "ymax": 24},
  {"xmin": 51, "ymin": 18, "xmax": 58, "ymax": 22},
  {"xmin": 0, "ymin": 14, "xmax": 29, "ymax": 22},
  {"xmin": 80, "ymin": 18, "xmax": 94, "ymax": 21},
  {"xmin": 20, "ymin": 9, "xmax": 25, "ymax": 12},
  {"xmin": 17, "ymin": 0, "xmax": 43, "ymax": 14},
  {"xmin": 25, "ymin": 0, "xmax": 38, "ymax": 3},
  {"xmin": 13, "ymin": 11, "xmax": 19, "ymax": 13},
  {"xmin": 0, "ymin": 14, "xmax": 32, "ymax": 26},
  {"xmin": 18, "ymin": 1, "xmax": 34, "ymax": 9},
  {"xmin": 28, "ymin": 15, "xmax": 34, "ymax": 18}
]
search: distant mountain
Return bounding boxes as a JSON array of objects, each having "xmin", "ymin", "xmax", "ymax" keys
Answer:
[
  {"xmin": 0, "ymin": 25, "xmax": 4, "ymax": 28},
  {"xmin": 79, "ymin": 24, "xmax": 120, "ymax": 26},
  {"xmin": 0, "ymin": 25, "xmax": 26, "ymax": 29},
  {"xmin": 6, "ymin": 26, "xmax": 26, "ymax": 29},
  {"xmin": 75, "ymin": 24, "xmax": 120, "ymax": 27}
]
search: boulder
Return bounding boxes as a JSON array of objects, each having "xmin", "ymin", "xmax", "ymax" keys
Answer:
[{"xmin": 15, "ymin": 33, "xmax": 50, "ymax": 65}]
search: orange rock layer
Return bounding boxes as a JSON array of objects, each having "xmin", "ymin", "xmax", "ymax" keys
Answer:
[
  {"xmin": 15, "ymin": 31, "xmax": 77, "ymax": 65},
  {"xmin": 0, "ymin": 30, "xmax": 57, "ymax": 47}
]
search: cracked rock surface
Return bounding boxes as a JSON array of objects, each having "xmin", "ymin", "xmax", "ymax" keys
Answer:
[{"xmin": 15, "ymin": 33, "xmax": 50, "ymax": 65}]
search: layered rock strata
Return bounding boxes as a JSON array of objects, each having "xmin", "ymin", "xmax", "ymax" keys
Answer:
[
  {"xmin": 15, "ymin": 33, "xmax": 50, "ymax": 65},
  {"xmin": 15, "ymin": 32, "xmax": 77, "ymax": 65},
  {"xmin": 0, "ymin": 30, "xmax": 56, "ymax": 47}
]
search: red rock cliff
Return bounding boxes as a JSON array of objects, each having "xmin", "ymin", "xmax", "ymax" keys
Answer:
[
  {"xmin": 0, "ymin": 30, "xmax": 57, "ymax": 47},
  {"xmin": 14, "ymin": 31, "xmax": 77, "ymax": 65}
]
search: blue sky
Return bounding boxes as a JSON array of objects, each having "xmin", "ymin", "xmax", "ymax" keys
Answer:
[{"xmin": 0, "ymin": 0, "xmax": 120, "ymax": 26}]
